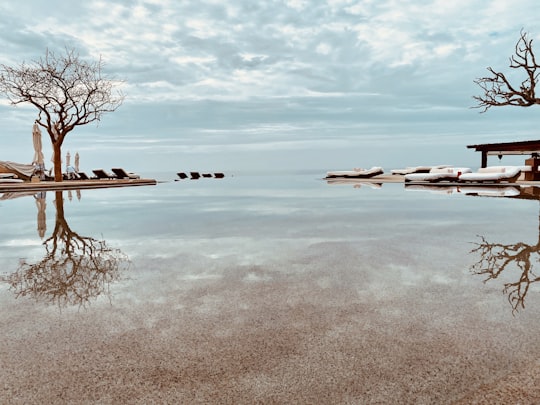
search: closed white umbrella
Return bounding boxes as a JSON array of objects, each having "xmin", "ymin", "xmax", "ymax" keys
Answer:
[
  {"xmin": 32, "ymin": 121, "xmax": 45, "ymax": 178},
  {"xmin": 32, "ymin": 122, "xmax": 44, "ymax": 165},
  {"xmin": 74, "ymin": 152, "xmax": 80, "ymax": 172},
  {"xmin": 65, "ymin": 151, "xmax": 77, "ymax": 179}
]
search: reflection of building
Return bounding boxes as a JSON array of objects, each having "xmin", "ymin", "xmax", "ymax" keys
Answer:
[{"xmin": 511, "ymin": 185, "xmax": 540, "ymax": 201}]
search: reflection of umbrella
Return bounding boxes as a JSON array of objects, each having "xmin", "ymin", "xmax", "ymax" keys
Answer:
[
  {"xmin": 35, "ymin": 192, "xmax": 47, "ymax": 238},
  {"xmin": 76, "ymin": 189, "xmax": 81, "ymax": 201},
  {"xmin": 0, "ymin": 191, "xmax": 38, "ymax": 200},
  {"xmin": 74, "ymin": 152, "xmax": 80, "ymax": 172},
  {"xmin": 68, "ymin": 190, "xmax": 73, "ymax": 201}
]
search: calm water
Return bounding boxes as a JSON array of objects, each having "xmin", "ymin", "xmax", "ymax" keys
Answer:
[
  {"xmin": 1, "ymin": 171, "xmax": 538, "ymax": 312},
  {"xmin": 2, "ymin": 171, "xmax": 540, "ymax": 402}
]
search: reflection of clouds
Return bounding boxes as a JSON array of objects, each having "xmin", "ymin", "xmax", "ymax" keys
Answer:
[{"xmin": 1, "ymin": 239, "xmax": 44, "ymax": 247}]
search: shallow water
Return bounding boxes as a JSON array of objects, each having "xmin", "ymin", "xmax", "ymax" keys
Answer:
[{"xmin": 2, "ymin": 172, "xmax": 540, "ymax": 403}]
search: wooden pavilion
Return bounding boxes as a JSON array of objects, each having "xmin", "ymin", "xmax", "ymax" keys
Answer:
[{"xmin": 467, "ymin": 140, "xmax": 540, "ymax": 180}]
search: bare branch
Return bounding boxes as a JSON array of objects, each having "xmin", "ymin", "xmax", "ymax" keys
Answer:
[{"xmin": 473, "ymin": 30, "xmax": 540, "ymax": 112}]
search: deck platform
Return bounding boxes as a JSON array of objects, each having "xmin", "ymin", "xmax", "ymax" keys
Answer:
[{"xmin": 0, "ymin": 178, "xmax": 157, "ymax": 194}]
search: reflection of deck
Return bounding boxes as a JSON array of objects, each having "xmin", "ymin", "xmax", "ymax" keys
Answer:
[{"xmin": 0, "ymin": 178, "xmax": 157, "ymax": 193}]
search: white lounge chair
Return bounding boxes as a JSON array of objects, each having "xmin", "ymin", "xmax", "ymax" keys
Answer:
[
  {"xmin": 391, "ymin": 165, "xmax": 451, "ymax": 175},
  {"xmin": 325, "ymin": 166, "xmax": 384, "ymax": 179},
  {"xmin": 458, "ymin": 166, "xmax": 521, "ymax": 183},
  {"xmin": 404, "ymin": 167, "xmax": 472, "ymax": 183}
]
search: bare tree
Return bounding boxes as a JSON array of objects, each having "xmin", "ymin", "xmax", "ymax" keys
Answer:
[
  {"xmin": 0, "ymin": 48, "xmax": 124, "ymax": 181},
  {"xmin": 473, "ymin": 30, "xmax": 540, "ymax": 112}
]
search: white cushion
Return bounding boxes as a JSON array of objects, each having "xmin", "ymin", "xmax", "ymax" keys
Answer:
[{"xmin": 459, "ymin": 167, "xmax": 521, "ymax": 181}]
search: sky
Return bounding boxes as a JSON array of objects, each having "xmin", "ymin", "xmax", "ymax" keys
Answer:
[{"xmin": 1, "ymin": 0, "xmax": 540, "ymax": 175}]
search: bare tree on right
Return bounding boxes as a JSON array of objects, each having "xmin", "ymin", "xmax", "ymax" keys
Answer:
[{"xmin": 474, "ymin": 30, "xmax": 540, "ymax": 112}]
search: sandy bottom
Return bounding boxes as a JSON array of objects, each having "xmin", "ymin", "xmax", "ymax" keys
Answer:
[{"xmin": 3, "ymin": 235, "xmax": 540, "ymax": 405}]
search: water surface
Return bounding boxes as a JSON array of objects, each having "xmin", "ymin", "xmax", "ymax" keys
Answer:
[{"xmin": 1, "ymin": 172, "xmax": 540, "ymax": 403}]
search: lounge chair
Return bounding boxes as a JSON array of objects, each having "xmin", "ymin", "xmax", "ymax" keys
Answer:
[
  {"xmin": 77, "ymin": 172, "xmax": 91, "ymax": 180},
  {"xmin": 458, "ymin": 166, "xmax": 521, "ymax": 183},
  {"xmin": 0, "ymin": 173, "xmax": 23, "ymax": 183},
  {"xmin": 202, "ymin": 173, "xmax": 213, "ymax": 178},
  {"xmin": 404, "ymin": 167, "xmax": 472, "ymax": 183},
  {"xmin": 214, "ymin": 172, "xmax": 225, "ymax": 178},
  {"xmin": 465, "ymin": 165, "xmax": 531, "ymax": 181},
  {"xmin": 111, "ymin": 167, "xmax": 140, "ymax": 179},
  {"xmin": 325, "ymin": 166, "xmax": 384, "ymax": 179},
  {"xmin": 391, "ymin": 165, "xmax": 451, "ymax": 175},
  {"xmin": 190, "ymin": 172, "xmax": 201, "ymax": 179},
  {"xmin": 92, "ymin": 169, "xmax": 116, "ymax": 179},
  {"xmin": 63, "ymin": 173, "xmax": 80, "ymax": 180},
  {"xmin": 177, "ymin": 172, "xmax": 188, "ymax": 179}
]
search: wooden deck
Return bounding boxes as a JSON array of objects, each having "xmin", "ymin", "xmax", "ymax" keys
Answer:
[{"xmin": 0, "ymin": 178, "xmax": 157, "ymax": 193}]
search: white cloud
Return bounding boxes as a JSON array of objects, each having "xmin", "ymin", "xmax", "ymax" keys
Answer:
[{"xmin": 0, "ymin": 0, "xmax": 540, "ymax": 172}]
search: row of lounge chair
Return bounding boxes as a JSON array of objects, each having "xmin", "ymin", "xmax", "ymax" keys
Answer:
[
  {"xmin": 403, "ymin": 166, "xmax": 523, "ymax": 184},
  {"xmin": 61, "ymin": 168, "xmax": 140, "ymax": 181},
  {"xmin": 325, "ymin": 164, "xmax": 528, "ymax": 185},
  {"xmin": 176, "ymin": 172, "xmax": 225, "ymax": 180}
]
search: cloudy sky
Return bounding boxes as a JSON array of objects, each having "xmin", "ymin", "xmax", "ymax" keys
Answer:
[{"xmin": 0, "ymin": 0, "xmax": 539, "ymax": 175}]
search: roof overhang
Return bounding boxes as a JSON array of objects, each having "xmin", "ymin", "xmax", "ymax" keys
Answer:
[{"xmin": 467, "ymin": 140, "xmax": 540, "ymax": 156}]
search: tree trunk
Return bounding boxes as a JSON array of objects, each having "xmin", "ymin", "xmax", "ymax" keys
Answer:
[{"xmin": 52, "ymin": 142, "xmax": 63, "ymax": 182}]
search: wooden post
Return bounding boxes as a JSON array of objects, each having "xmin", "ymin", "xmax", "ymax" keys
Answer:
[
  {"xmin": 481, "ymin": 151, "xmax": 487, "ymax": 168},
  {"xmin": 525, "ymin": 156, "xmax": 540, "ymax": 181}
]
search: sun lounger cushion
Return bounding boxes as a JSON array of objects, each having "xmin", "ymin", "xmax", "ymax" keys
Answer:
[
  {"xmin": 477, "ymin": 165, "xmax": 530, "ymax": 173},
  {"xmin": 458, "ymin": 167, "xmax": 521, "ymax": 182},
  {"xmin": 404, "ymin": 167, "xmax": 471, "ymax": 182},
  {"xmin": 391, "ymin": 165, "xmax": 450, "ymax": 175},
  {"xmin": 326, "ymin": 166, "xmax": 383, "ymax": 178}
]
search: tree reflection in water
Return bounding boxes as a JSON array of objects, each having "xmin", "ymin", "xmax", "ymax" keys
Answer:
[
  {"xmin": 470, "ymin": 187, "xmax": 540, "ymax": 313},
  {"xmin": 8, "ymin": 190, "xmax": 130, "ymax": 307}
]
